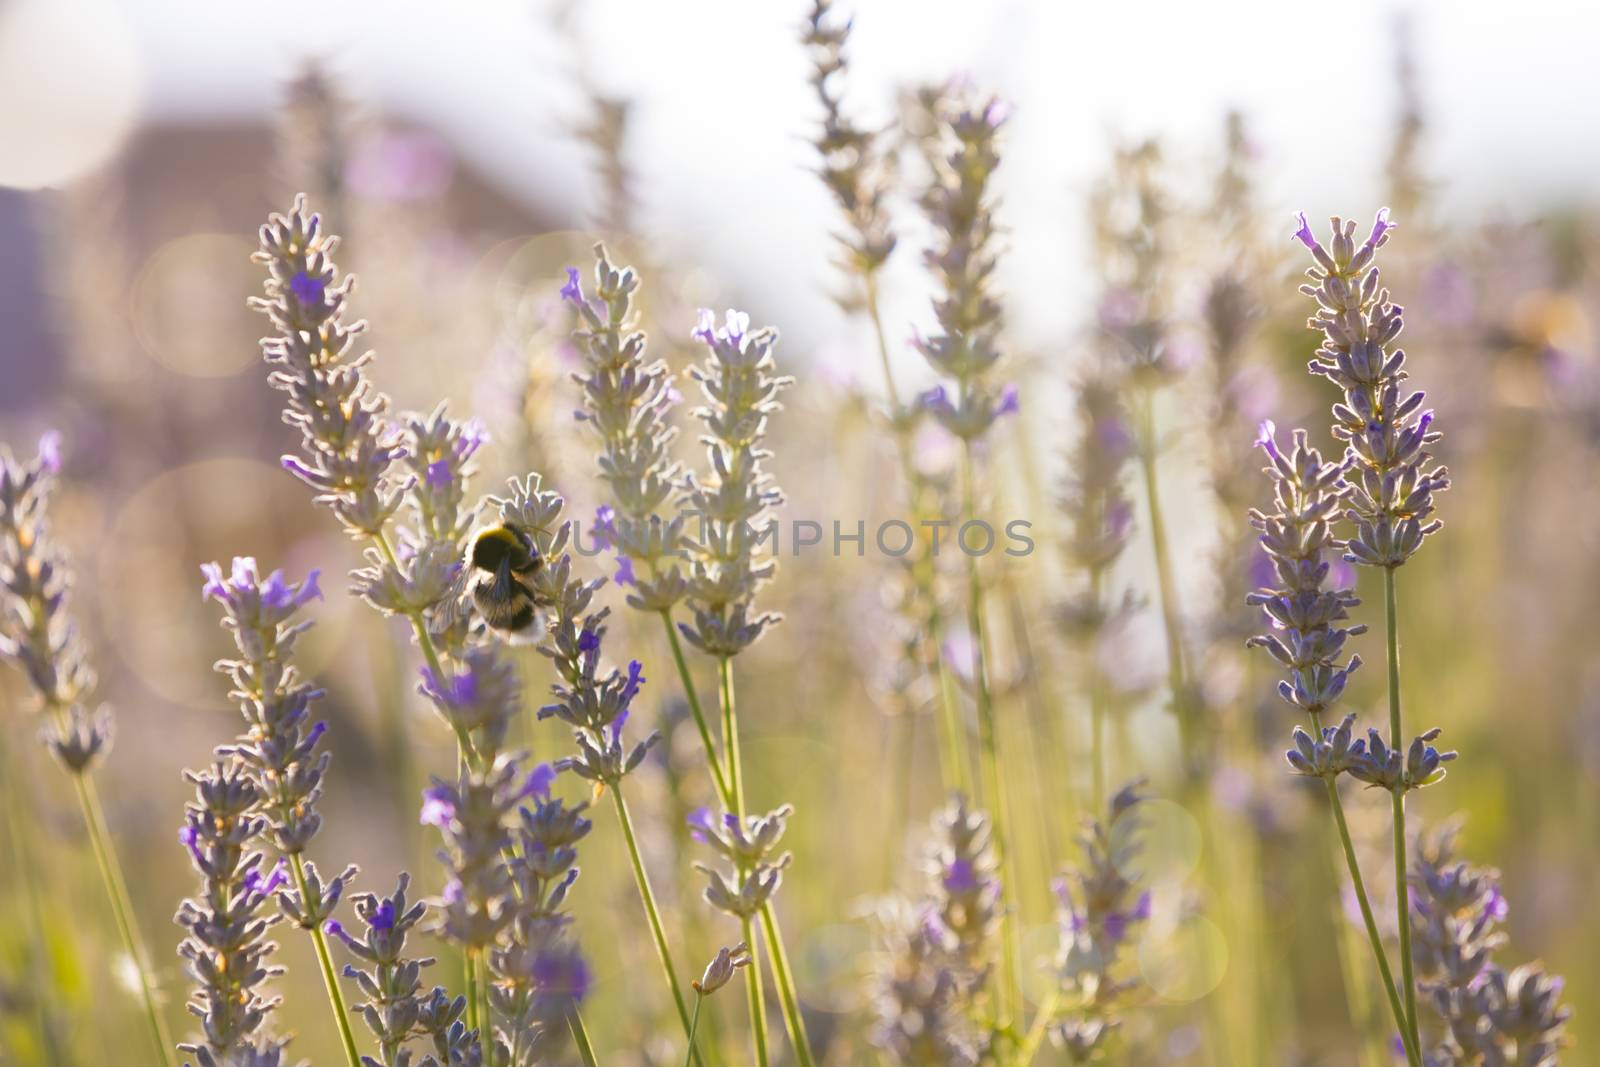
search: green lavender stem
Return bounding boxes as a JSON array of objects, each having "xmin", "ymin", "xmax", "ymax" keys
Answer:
[
  {"xmin": 1316, "ymin": 723, "xmax": 1421, "ymax": 1067},
  {"xmin": 959, "ymin": 444, "xmax": 1021, "ymax": 1032},
  {"xmin": 865, "ymin": 281, "xmax": 972, "ymax": 796},
  {"xmin": 936, "ymin": 656, "xmax": 972, "ymax": 797},
  {"xmin": 610, "ymin": 787, "xmax": 707, "ymax": 1067},
  {"xmin": 716, "ymin": 657, "xmax": 770, "ymax": 1067},
  {"xmin": 721, "ymin": 658, "xmax": 815, "ymax": 1067},
  {"xmin": 741, "ymin": 915, "xmax": 770, "ymax": 1067},
  {"xmin": 1384, "ymin": 567, "xmax": 1422, "ymax": 1052},
  {"xmin": 290, "ymin": 854, "xmax": 362, "ymax": 1067},
  {"xmin": 1017, "ymin": 988, "xmax": 1061, "ymax": 1066},
  {"xmin": 57, "ymin": 718, "xmax": 173, "ymax": 1067},
  {"xmin": 683, "ymin": 994, "xmax": 705, "ymax": 1067},
  {"xmin": 1, "ymin": 719, "xmax": 64, "ymax": 1066},
  {"xmin": 465, "ymin": 951, "xmax": 480, "ymax": 1034},
  {"xmin": 661, "ymin": 610, "xmax": 731, "ymax": 801},
  {"xmin": 663, "ymin": 638, "xmax": 814, "ymax": 1067},
  {"xmin": 370, "ymin": 529, "xmax": 476, "ymax": 768},
  {"xmin": 1088, "ymin": 567, "xmax": 1108, "ymax": 807},
  {"xmin": 569, "ymin": 1007, "xmax": 601, "ymax": 1067},
  {"xmin": 1134, "ymin": 391, "xmax": 1192, "ymax": 757},
  {"xmin": 863, "ymin": 275, "xmax": 903, "ymax": 413},
  {"xmin": 757, "ymin": 902, "xmax": 811, "ymax": 1067}
]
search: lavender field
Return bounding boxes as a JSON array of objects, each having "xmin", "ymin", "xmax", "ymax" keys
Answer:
[{"xmin": 0, "ymin": 2, "xmax": 1594, "ymax": 1065}]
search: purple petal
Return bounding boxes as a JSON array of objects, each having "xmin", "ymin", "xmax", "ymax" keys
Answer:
[
  {"xmin": 200, "ymin": 562, "xmax": 227, "ymax": 602},
  {"xmin": 289, "ymin": 271, "xmax": 326, "ymax": 306},
  {"xmin": 523, "ymin": 762, "xmax": 557, "ymax": 800},
  {"xmin": 691, "ymin": 308, "xmax": 717, "ymax": 344},
  {"xmin": 560, "ymin": 267, "xmax": 584, "ymax": 304},
  {"xmin": 1290, "ymin": 211, "xmax": 1318, "ymax": 251},
  {"xmin": 36, "ymin": 430, "xmax": 62, "ymax": 474}
]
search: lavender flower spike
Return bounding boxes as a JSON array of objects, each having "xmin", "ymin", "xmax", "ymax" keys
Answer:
[
  {"xmin": 680, "ymin": 304, "xmax": 792, "ymax": 657},
  {"xmin": 1296, "ymin": 210, "xmax": 1449, "ymax": 568},
  {"xmin": 563, "ymin": 245, "xmax": 689, "ymax": 616}
]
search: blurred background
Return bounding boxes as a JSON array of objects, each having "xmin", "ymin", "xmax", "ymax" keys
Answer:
[{"xmin": 1, "ymin": 0, "xmax": 1596, "ymax": 1063}]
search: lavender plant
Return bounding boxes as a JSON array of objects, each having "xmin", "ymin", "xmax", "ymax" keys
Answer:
[
  {"xmin": 251, "ymin": 196, "xmax": 483, "ymax": 762},
  {"xmin": 0, "ymin": 432, "xmax": 174, "ymax": 1065},
  {"xmin": 1247, "ymin": 420, "xmax": 1421, "ymax": 1064},
  {"xmin": 559, "ymin": 249, "xmax": 716, "ymax": 789},
  {"xmin": 1054, "ymin": 374, "xmax": 1140, "ymax": 803},
  {"xmin": 687, "ymin": 941, "xmax": 753, "ymax": 1064},
  {"xmin": 802, "ymin": 0, "xmax": 971, "ymax": 801},
  {"xmin": 420, "ymin": 756, "xmax": 546, "ymax": 1057},
  {"xmin": 500, "ymin": 470, "xmax": 704, "ymax": 1063},
  {"xmin": 1294, "ymin": 210, "xmax": 1451, "ymax": 1054},
  {"xmin": 175, "ymin": 760, "xmax": 288, "ymax": 1064},
  {"xmin": 1037, "ymin": 783, "xmax": 1151, "ymax": 1064},
  {"xmin": 1089, "ymin": 140, "xmax": 1198, "ymax": 765},
  {"xmin": 678, "ymin": 306, "xmax": 815, "ymax": 1066},
  {"xmin": 326, "ymin": 874, "xmax": 440, "ymax": 1066},
  {"xmin": 869, "ymin": 796, "xmax": 1003, "ymax": 1063},
  {"xmin": 910, "ymin": 86, "xmax": 1022, "ymax": 1031},
  {"xmin": 869, "ymin": 899, "xmax": 983, "ymax": 1067},
  {"xmin": 802, "ymin": 0, "xmax": 897, "ymax": 347},
  {"xmin": 1409, "ymin": 825, "xmax": 1569, "ymax": 1064},
  {"xmin": 201, "ymin": 556, "xmax": 362, "ymax": 1065}
]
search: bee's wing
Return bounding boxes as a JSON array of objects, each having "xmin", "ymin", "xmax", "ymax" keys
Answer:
[{"xmin": 436, "ymin": 563, "xmax": 477, "ymax": 630}]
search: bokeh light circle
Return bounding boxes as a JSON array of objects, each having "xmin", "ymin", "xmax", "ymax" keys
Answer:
[
  {"xmin": 1137, "ymin": 914, "xmax": 1229, "ymax": 1003},
  {"xmin": 1115, "ymin": 797, "xmax": 1204, "ymax": 883},
  {"xmin": 96, "ymin": 458, "xmax": 353, "ymax": 709},
  {"xmin": 131, "ymin": 233, "xmax": 263, "ymax": 377},
  {"xmin": 0, "ymin": 0, "xmax": 142, "ymax": 189}
]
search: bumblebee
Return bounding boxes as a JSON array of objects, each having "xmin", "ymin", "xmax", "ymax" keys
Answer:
[{"xmin": 452, "ymin": 523, "xmax": 552, "ymax": 642}]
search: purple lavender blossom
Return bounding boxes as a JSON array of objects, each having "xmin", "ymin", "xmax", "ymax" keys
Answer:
[
  {"xmin": 201, "ymin": 557, "xmax": 323, "ymax": 618},
  {"xmin": 420, "ymin": 785, "xmax": 455, "ymax": 827},
  {"xmin": 942, "ymin": 859, "xmax": 978, "ymax": 894},
  {"xmin": 522, "ymin": 762, "xmax": 557, "ymax": 800},
  {"xmin": 561, "ymin": 266, "xmax": 585, "ymax": 304},
  {"xmin": 179, "ymin": 824, "xmax": 202, "ymax": 866},
  {"xmin": 369, "ymin": 898, "xmax": 396, "ymax": 932},
  {"xmin": 692, "ymin": 308, "xmax": 751, "ymax": 347},
  {"xmin": 36, "ymin": 430, "xmax": 62, "ymax": 475},
  {"xmin": 687, "ymin": 807, "xmax": 715, "ymax": 844},
  {"xmin": 288, "ymin": 270, "xmax": 326, "ymax": 306},
  {"xmin": 1290, "ymin": 211, "xmax": 1319, "ymax": 252},
  {"xmin": 532, "ymin": 946, "xmax": 593, "ymax": 1001},
  {"xmin": 619, "ymin": 660, "xmax": 645, "ymax": 708}
]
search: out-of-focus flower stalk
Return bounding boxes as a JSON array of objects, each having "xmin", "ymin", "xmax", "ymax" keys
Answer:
[
  {"xmin": 1091, "ymin": 141, "xmax": 1200, "ymax": 769},
  {"xmin": 0, "ymin": 719, "xmax": 66, "ymax": 1062},
  {"xmin": 911, "ymin": 88, "xmax": 1023, "ymax": 1033},
  {"xmin": 0, "ymin": 435, "xmax": 174, "ymax": 1066},
  {"xmin": 801, "ymin": 0, "xmax": 971, "ymax": 799},
  {"xmin": 1055, "ymin": 374, "xmax": 1139, "ymax": 806}
]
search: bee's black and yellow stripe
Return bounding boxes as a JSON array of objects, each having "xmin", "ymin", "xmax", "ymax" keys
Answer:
[
  {"xmin": 470, "ymin": 524, "xmax": 539, "ymax": 573},
  {"xmin": 469, "ymin": 524, "xmax": 544, "ymax": 635}
]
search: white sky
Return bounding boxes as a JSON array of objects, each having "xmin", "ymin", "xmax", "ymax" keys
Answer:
[{"xmin": 4, "ymin": 0, "xmax": 1597, "ymax": 365}]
